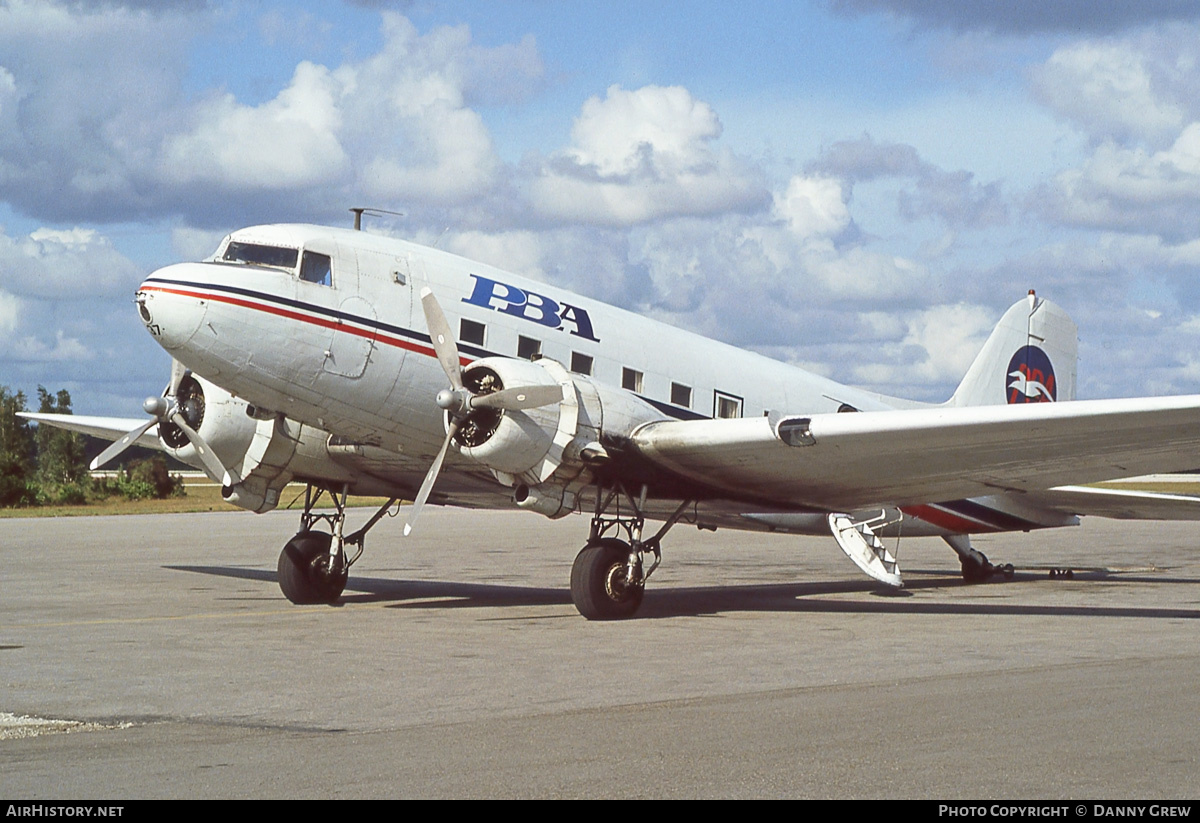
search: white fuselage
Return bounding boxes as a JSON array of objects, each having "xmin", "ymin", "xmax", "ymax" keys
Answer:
[
  {"xmin": 139, "ymin": 225, "xmax": 914, "ymax": 453},
  {"xmin": 135, "ymin": 223, "xmax": 1070, "ymax": 536}
]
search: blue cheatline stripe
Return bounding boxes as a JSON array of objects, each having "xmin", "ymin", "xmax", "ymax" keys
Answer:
[
  {"xmin": 144, "ymin": 276, "xmax": 495, "ymax": 360},
  {"xmin": 142, "ymin": 276, "xmax": 698, "ymax": 422},
  {"xmin": 937, "ymin": 499, "xmax": 1042, "ymax": 531}
]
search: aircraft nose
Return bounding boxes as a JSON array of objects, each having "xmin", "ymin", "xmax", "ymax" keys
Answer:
[{"xmin": 136, "ymin": 263, "xmax": 209, "ymax": 352}]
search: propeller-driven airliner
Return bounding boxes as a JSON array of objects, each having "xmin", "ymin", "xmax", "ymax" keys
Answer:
[{"xmin": 26, "ymin": 216, "xmax": 1200, "ymax": 618}]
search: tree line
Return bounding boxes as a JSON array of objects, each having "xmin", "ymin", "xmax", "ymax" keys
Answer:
[{"xmin": 0, "ymin": 384, "xmax": 183, "ymax": 507}]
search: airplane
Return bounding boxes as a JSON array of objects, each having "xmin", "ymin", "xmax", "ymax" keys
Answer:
[{"xmin": 23, "ymin": 216, "xmax": 1200, "ymax": 619}]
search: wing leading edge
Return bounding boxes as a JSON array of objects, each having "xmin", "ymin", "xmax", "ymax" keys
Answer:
[
  {"xmin": 630, "ymin": 395, "xmax": 1200, "ymax": 513},
  {"xmin": 19, "ymin": 413, "xmax": 162, "ymax": 451}
]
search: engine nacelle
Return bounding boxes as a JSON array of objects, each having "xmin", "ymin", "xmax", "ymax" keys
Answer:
[
  {"xmin": 452, "ymin": 356, "xmax": 666, "ymax": 491},
  {"xmin": 160, "ymin": 374, "xmax": 356, "ymax": 513},
  {"xmin": 159, "ymin": 374, "xmax": 258, "ymax": 473},
  {"xmin": 455, "ymin": 358, "xmax": 566, "ymax": 477}
]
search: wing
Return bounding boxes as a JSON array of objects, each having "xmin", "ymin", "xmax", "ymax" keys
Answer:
[
  {"xmin": 18, "ymin": 413, "xmax": 162, "ymax": 452},
  {"xmin": 630, "ymin": 395, "xmax": 1200, "ymax": 512}
]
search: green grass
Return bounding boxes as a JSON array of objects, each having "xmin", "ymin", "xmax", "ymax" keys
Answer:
[{"xmin": 0, "ymin": 482, "xmax": 403, "ymax": 518}]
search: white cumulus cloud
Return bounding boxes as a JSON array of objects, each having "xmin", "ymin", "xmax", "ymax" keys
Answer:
[
  {"xmin": 1033, "ymin": 40, "xmax": 1185, "ymax": 146},
  {"xmin": 345, "ymin": 15, "xmax": 503, "ymax": 205},
  {"xmin": 527, "ymin": 85, "xmax": 767, "ymax": 226},
  {"xmin": 1041, "ymin": 124, "xmax": 1200, "ymax": 238},
  {"xmin": 160, "ymin": 61, "xmax": 349, "ymax": 190},
  {"xmin": 0, "ymin": 226, "xmax": 141, "ymax": 299},
  {"xmin": 773, "ymin": 176, "xmax": 852, "ymax": 239}
]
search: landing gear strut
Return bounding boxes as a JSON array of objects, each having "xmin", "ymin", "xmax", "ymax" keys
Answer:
[
  {"xmin": 569, "ymin": 485, "xmax": 692, "ymax": 620},
  {"xmin": 276, "ymin": 484, "xmax": 399, "ymax": 605}
]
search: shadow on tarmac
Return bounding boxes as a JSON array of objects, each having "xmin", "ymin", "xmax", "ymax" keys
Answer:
[{"xmin": 164, "ymin": 564, "xmax": 1200, "ymax": 621}]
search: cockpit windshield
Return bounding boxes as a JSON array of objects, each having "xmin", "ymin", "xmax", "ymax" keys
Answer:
[{"xmin": 222, "ymin": 242, "xmax": 298, "ymax": 271}]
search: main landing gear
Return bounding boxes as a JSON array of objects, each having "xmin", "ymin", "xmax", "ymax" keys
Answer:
[
  {"xmin": 570, "ymin": 485, "xmax": 693, "ymax": 620},
  {"xmin": 276, "ymin": 484, "xmax": 399, "ymax": 605}
]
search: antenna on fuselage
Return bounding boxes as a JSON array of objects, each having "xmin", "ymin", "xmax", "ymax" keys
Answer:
[{"xmin": 349, "ymin": 207, "xmax": 406, "ymax": 231}]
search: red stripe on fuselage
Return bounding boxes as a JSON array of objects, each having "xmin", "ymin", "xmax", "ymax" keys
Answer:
[
  {"xmin": 901, "ymin": 504, "xmax": 1001, "ymax": 534},
  {"xmin": 140, "ymin": 284, "xmax": 471, "ymax": 367}
]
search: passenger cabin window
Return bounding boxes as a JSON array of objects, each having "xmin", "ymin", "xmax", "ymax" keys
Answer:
[
  {"xmin": 622, "ymin": 368, "xmax": 643, "ymax": 393},
  {"xmin": 300, "ymin": 251, "xmax": 332, "ymax": 286},
  {"xmin": 571, "ymin": 352, "xmax": 593, "ymax": 376},
  {"xmin": 222, "ymin": 242, "xmax": 298, "ymax": 271},
  {"xmin": 714, "ymin": 391, "xmax": 743, "ymax": 419},
  {"xmin": 671, "ymin": 382, "xmax": 692, "ymax": 408},
  {"xmin": 517, "ymin": 335, "xmax": 541, "ymax": 360},
  {"xmin": 460, "ymin": 318, "xmax": 486, "ymax": 347}
]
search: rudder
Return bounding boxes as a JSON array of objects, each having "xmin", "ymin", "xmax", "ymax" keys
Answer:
[{"xmin": 951, "ymin": 292, "xmax": 1077, "ymax": 406}]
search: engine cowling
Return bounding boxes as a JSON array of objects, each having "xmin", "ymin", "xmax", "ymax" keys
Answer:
[
  {"xmin": 160, "ymin": 374, "xmax": 356, "ymax": 513},
  {"xmin": 451, "ymin": 356, "xmax": 666, "ymax": 497},
  {"xmin": 454, "ymin": 357, "xmax": 568, "ymax": 477},
  {"xmin": 159, "ymin": 374, "xmax": 257, "ymax": 473}
]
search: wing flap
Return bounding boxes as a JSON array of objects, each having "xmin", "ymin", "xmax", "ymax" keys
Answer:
[{"xmin": 631, "ymin": 395, "xmax": 1200, "ymax": 511}]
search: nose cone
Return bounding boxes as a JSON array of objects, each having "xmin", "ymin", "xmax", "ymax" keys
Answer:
[{"xmin": 137, "ymin": 263, "xmax": 209, "ymax": 352}]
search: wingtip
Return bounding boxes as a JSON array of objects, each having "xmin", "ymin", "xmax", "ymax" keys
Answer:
[{"xmin": 403, "ymin": 523, "xmax": 414, "ymax": 537}]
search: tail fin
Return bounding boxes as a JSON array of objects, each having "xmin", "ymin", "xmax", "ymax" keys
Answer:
[{"xmin": 951, "ymin": 292, "xmax": 1077, "ymax": 406}]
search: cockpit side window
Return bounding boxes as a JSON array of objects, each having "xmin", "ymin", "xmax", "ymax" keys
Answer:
[
  {"xmin": 225, "ymin": 243, "xmax": 300, "ymax": 272},
  {"xmin": 300, "ymin": 251, "xmax": 333, "ymax": 286},
  {"xmin": 222, "ymin": 242, "xmax": 298, "ymax": 270}
]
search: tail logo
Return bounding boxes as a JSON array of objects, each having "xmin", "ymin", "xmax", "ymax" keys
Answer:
[{"xmin": 1006, "ymin": 345, "xmax": 1056, "ymax": 403}]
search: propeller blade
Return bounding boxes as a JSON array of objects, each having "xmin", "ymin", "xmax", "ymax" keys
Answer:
[
  {"xmin": 469, "ymin": 384, "xmax": 563, "ymax": 411},
  {"xmin": 89, "ymin": 418, "xmax": 158, "ymax": 471},
  {"xmin": 404, "ymin": 419, "xmax": 459, "ymax": 537},
  {"xmin": 420, "ymin": 287, "xmax": 464, "ymax": 391},
  {"xmin": 169, "ymin": 358, "xmax": 189, "ymax": 396},
  {"xmin": 170, "ymin": 411, "xmax": 231, "ymax": 487}
]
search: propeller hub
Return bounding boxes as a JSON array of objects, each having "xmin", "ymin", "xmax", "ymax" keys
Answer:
[
  {"xmin": 436, "ymin": 389, "xmax": 466, "ymax": 412},
  {"xmin": 143, "ymin": 396, "xmax": 169, "ymax": 418}
]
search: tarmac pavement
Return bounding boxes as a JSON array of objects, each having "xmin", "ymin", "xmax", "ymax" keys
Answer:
[{"xmin": 1, "ymin": 507, "xmax": 1197, "ymax": 798}]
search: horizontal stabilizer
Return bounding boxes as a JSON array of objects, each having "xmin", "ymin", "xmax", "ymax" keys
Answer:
[{"xmin": 1037, "ymin": 485, "xmax": 1200, "ymax": 521}]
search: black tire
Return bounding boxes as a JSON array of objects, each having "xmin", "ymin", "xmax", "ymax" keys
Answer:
[
  {"xmin": 570, "ymin": 538, "xmax": 644, "ymax": 620},
  {"xmin": 277, "ymin": 531, "xmax": 346, "ymax": 604},
  {"xmin": 959, "ymin": 549, "xmax": 994, "ymax": 583}
]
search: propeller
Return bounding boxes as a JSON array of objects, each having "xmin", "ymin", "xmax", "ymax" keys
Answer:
[
  {"xmin": 404, "ymin": 288, "xmax": 563, "ymax": 536},
  {"xmin": 91, "ymin": 359, "xmax": 232, "ymax": 486}
]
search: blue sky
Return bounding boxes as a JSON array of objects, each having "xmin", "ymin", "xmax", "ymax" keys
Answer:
[{"xmin": 4, "ymin": 0, "xmax": 1200, "ymax": 416}]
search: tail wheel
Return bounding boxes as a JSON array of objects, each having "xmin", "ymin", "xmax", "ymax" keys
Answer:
[
  {"xmin": 570, "ymin": 538, "xmax": 644, "ymax": 620},
  {"xmin": 278, "ymin": 531, "xmax": 346, "ymax": 604}
]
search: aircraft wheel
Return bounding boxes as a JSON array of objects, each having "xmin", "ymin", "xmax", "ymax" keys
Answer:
[
  {"xmin": 960, "ymin": 552, "xmax": 994, "ymax": 583},
  {"xmin": 570, "ymin": 538, "xmax": 645, "ymax": 620},
  {"xmin": 277, "ymin": 531, "xmax": 346, "ymax": 604}
]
